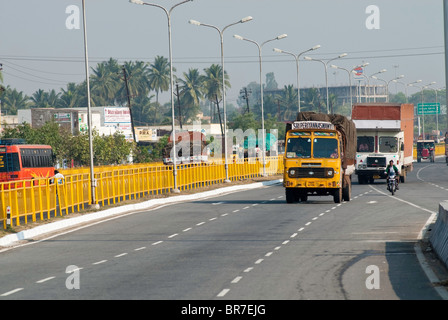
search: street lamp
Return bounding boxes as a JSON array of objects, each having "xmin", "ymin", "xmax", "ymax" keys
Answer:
[
  {"xmin": 330, "ymin": 63, "xmax": 369, "ymax": 112},
  {"xmin": 385, "ymin": 75, "xmax": 404, "ymax": 102},
  {"xmin": 130, "ymin": 0, "xmax": 193, "ymax": 193},
  {"xmin": 189, "ymin": 16, "xmax": 252, "ymax": 183},
  {"xmin": 273, "ymin": 45, "xmax": 320, "ymax": 112},
  {"xmin": 304, "ymin": 53, "xmax": 347, "ymax": 113},
  {"xmin": 81, "ymin": 0, "xmax": 98, "ymax": 208},
  {"xmin": 234, "ymin": 33, "xmax": 287, "ymax": 177},
  {"xmin": 368, "ymin": 69, "xmax": 387, "ymax": 102}
]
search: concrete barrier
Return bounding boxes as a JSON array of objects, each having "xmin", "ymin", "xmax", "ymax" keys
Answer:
[{"xmin": 429, "ymin": 201, "xmax": 448, "ymax": 268}]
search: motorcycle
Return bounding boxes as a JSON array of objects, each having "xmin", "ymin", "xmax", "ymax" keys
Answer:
[{"xmin": 387, "ymin": 171, "xmax": 397, "ymax": 195}]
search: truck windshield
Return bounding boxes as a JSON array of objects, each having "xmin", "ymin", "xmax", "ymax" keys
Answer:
[
  {"xmin": 286, "ymin": 137, "xmax": 311, "ymax": 158},
  {"xmin": 313, "ymin": 138, "xmax": 339, "ymax": 159},
  {"xmin": 357, "ymin": 136, "xmax": 374, "ymax": 152},
  {"xmin": 379, "ymin": 137, "xmax": 398, "ymax": 153}
]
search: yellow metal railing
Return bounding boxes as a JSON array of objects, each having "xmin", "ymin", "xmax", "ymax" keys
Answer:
[{"xmin": 1, "ymin": 156, "xmax": 284, "ymax": 229}]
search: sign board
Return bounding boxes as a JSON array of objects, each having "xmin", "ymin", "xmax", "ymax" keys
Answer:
[{"xmin": 417, "ymin": 103, "xmax": 440, "ymax": 115}]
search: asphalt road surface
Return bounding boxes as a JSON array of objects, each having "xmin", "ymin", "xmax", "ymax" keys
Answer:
[{"xmin": 0, "ymin": 158, "xmax": 447, "ymax": 301}]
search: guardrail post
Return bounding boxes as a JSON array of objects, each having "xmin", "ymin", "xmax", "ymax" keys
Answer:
[{"xmin": 6, "ymin": 206, "xmax": 11, "ymax": 227}]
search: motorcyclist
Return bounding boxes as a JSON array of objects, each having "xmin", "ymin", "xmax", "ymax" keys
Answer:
[{"xmin": 385, "ymin": 159, "xmax": 399, "ymax": 190}]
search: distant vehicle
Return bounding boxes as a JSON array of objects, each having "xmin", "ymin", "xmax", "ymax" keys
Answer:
[
  {"xmin": 352, "ymin": 103, "xmax": 414, "ymax": 184},
  {"xmin": 416, "ymin": 140, "xmax": 435, "ymax": 163},
  {"xmin": 0, "ymin": 139, "xmax": 55, "ymax": 182}
]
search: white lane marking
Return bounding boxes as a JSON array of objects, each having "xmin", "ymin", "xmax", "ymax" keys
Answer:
[
  {"xmin": 252, "ymin": 203, "xmax": 258, "ymax": 206},
  {"xmin": 217, "ymin": 289, "xmax": 230, "ymax": 297},
  {"xmin": 255, "ymin": 259, "xmax": 264, "ymax": 264},
  {"xmin": 282, "ymin": 240, "xmax": 290, "ymax": 245},
  {"xmin": 115, "ymin": 253, "xmax": 127, "ymax": 258},
  {"xmin": 196, "ymin": 222, "xmax": 205, "ymax": 226},
  {"xmin": 231, "ymin": 276, "xmax": 243, "ymax": 284},
  {"xmin": 93, "ymin": 260, "xmax": 107, "ymax": 265},
  {"xmin": 244, "ymin": 267, "xmax": 253, "ymax": 272},
  {"xmin": 168, "ymin": 234, "xmax": 178, "ymax": 238},
  {"xmin": 36, "ymin": 277, "xmax": 55, "ymax": 284},
  {"xmin": 290, "ymin": 233, "xmax": 298, "ymax": 238},
  {"xmin": 298, "ymin": 227, "xmax": 305, "ymax": 232},
  {"xmin": 305, "ymin": 222, "xmax": 312, "ymax": 226},
  {"xmin": 312, "ymin": 217, "xmax": 318, "ymax": 220},
  {"xmin": 1, "ymin": 288, "xmax": 23, "ymax": 296},
  {"xmin": 232, "ymin": 210, "xmax": 239, "ymax": 213},
  {"xmin": 319, "ymin": 213, "xmax": 325, "ymax": 216},
  {"xmin": 183, "ymin": 228, "xmax": 192, "ymax": 232},
  {"xmin": 209, "ymin": 217, "xmax": 217, "ymax": 221},
  {"xmin": 265, "ymin": 252, "xmax": 273, "ymax": 257},
  {"xmin": 221, "ymin": 213, "xmax": 228, "ymax": 217},
  {"xmin": 152, "ymin": 241, "xmax": 163, "ymax": 246},
  {"xmin": 243, "ymin": 206, "xmax": 250, "ymax": 210},
  {"xmin": 135, "ymin": 247, "xmax": 146, "ymax": 251},
  {"xmin": 274, "ymin": 246, "xmax": 281, "ymax": 250},
  {"xmin": 212, "ymin": 202, "xmax": 224, "ymax": 205}
]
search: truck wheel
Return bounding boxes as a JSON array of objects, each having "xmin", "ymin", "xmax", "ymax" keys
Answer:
[
  {"xmin": 357, "ymin": 175, "xmax": 365, "ymax": 185},
  {"xmin": 342, "ymin": 182, "xmax": 351, "ymax": 202},
  {"xmin": 285, "ymin": 189, "xmax": 295, "ymax": 204},
  {"xmin": 333, "ymin": 188, "xmax": 342, "ymax": 203}
]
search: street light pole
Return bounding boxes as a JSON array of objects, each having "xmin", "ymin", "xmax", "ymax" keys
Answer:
[
  {"xmin": 304, "ymin": 53, "xmax": 347, "ymax": 114},
  {"xmin": 81, "ymin": 0, "xmax": 98, "ymax": 208},
  {"xmin": 234, "ymin": 33, "xmax": 287, "ymax": 177},
  {"xmin": 273, "ymin": 45, "xmax": 320, "ymax": 113},
  {"xmin": 189, "ymin": 16, "xmax": 253, "ymax": 183},
  {"xmin": 130, "ymin": 0, "xmax": 193, "ymax": 193}
]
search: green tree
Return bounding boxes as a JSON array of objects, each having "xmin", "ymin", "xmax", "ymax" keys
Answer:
[
  {"xmin": 178, "ymin": 68, "xmax": 203, "ymax": 124},
  {"xmin": 1, "ymin": 86, "xmax": 30, "ymax": 115}
]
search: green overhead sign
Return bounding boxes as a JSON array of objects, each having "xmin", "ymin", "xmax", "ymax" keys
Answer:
[{"xmin": 417, "ymin": 103, "xmax": 440, "ymax": 115}]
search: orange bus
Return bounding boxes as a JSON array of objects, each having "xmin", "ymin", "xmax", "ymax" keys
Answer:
[{"xmin": 0, "ymin": 139, "xmax": 55, "ymax": 182}]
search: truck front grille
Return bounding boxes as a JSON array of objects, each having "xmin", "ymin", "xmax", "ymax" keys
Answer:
[{"xmin": 289, "ymin": 167, "xmax": 334, "ymax": 178}]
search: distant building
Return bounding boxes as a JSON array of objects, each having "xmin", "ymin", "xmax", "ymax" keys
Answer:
[{"xmin": 17, "ymin": 107, "xmax": 134, "ymax": 141}]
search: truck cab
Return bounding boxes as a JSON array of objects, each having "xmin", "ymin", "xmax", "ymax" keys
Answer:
[
  {"xmin": 355, "ymin": 129, "xmax": 405, "ymax": 184},
  {"xmin": 283, "ymin": 121, "xmax": 351, "ymax": 204}
]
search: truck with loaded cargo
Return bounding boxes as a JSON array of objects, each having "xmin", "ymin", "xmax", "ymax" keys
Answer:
[
  {"xmin": 351, "ymin": 103, "xmax": 414, "ymax": 184},
  {"xmin": 283, "ymin": 112, "xmax": 357, "ymax": 204}
]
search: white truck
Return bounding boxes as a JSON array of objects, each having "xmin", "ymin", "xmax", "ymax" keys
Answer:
[{"xmin": 351, "ymin": 103, "xmax": 414, "ymax": 184}]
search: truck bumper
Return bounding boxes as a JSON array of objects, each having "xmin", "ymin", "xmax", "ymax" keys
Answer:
[{"xmin": 355, "ymin": 169, "xmax": 386, "ymax": 179}]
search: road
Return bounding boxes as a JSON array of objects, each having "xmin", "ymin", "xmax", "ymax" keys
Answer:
[{"xmin": 0, "ymin": 158, "xmax": 447, "ymax": 302}]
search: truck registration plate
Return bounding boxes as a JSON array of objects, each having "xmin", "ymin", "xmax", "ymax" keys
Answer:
[{"xmin": 373, "ymin": 175, "xmax": 380, "ymax": 179}]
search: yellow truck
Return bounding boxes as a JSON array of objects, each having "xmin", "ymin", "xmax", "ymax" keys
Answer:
[{"xmin": 283, "ymin": 112, "xmax": 357, "ymax": 204}]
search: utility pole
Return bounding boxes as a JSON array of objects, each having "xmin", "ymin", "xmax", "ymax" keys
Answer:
[
  {"xmin": 240, "ymin": 87, "xmax": 251, "ymax": 113},
  {"xmin": 175, "ymin": 82, "xmax": 183, "ymax": 129},
  {"xmin": 122, "ymin": 67, "xmax": 137, "ymax": 143}
]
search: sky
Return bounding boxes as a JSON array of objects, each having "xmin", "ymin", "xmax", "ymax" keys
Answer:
[{"xmin": 0, "ymin": 0, "xmax": 445, "ymax": 107}]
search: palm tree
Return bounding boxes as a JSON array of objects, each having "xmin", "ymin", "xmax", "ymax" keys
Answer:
[
  {"xmin": 58, "ymin": 83, "xmax": 81, "ymax": 108},
  {"xmin": 280, "ymin": 85, "xmax": 298, "ymax": 121},
  {"xmin": 147, "ymin": 56, "xmax": 171, "ymax": 124},
  {"xmin": 202, "ymin": 64, "xmax": 230, "ymax": 131},
  {"xmin": 31, "ymin": 89, "xmax": 49, "ymax": 108},
  {"xmin": 90, "ymin": 59, "xmax": 120, "ymax": 106},
  {"xmin": 1, "ymin": 86, "xmax": 30, "ymax": 115},
  {"xmin": 178, "ymin": 68, "xmax": 203, "ymax": 124}
]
